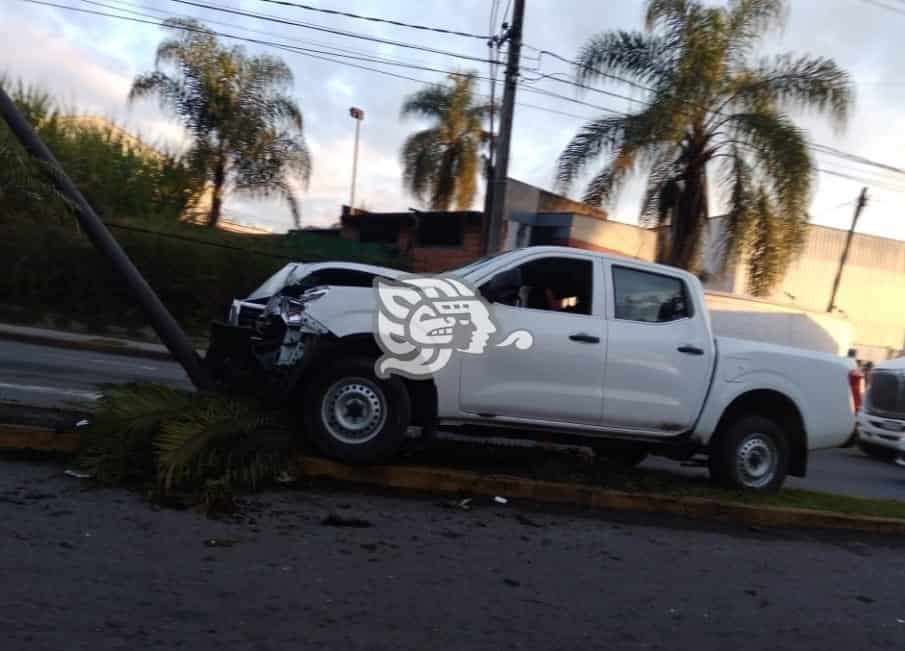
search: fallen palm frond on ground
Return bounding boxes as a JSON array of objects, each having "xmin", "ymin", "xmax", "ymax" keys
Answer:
[{"xmin": 77, "ymin": 383, "xmax": 296, "ymax": 508}]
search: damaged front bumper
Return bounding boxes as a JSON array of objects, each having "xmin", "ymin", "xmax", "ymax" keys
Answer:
[{"xmin": 204, "ymin": 298, "xmax": 330, "ymax": 400}]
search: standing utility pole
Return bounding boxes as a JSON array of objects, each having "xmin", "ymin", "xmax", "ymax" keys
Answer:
[
  {"xmin": 0, "ymin": 85, "xmax": 213, "ymax": 390},
  {"xmin": 485, "ymin": 0, "xmax": 525, "ymax": 254},
  {"xmin": 349, "ymin": 106, "xmax": 364, "ymax": 210},
  {"xmin": 481, "ymin": 34, "xmax": 500, "ymax": 246},
  {"xmin": 827, "ymin": 187, "xmax": 868, "ymax": 313}
]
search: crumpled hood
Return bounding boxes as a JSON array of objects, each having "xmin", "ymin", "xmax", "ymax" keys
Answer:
[{"xmin": 305, "ymin": 286, "xmax": 379, "ymax": 338}]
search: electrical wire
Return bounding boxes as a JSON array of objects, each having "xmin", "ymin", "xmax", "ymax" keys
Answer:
[
  {"xmin": 21, "ymin": 0, "xmax": 630, "ymax": 124},
  {"xmin": 81, "ymin": 0, "xmax": 416, "ymax": 62},
  {"xmin": 23, "ymin": 0, "xmax": 905, "ymax": 190},
  {"xmin": 168, "ymin": 0, "xmax": 500, "ymax": 65},
  {"xmin": 19, "ymin": 0, "xmax": 499, "ymax": 84},
  {"xmin": 252, "ymin": 0, "xmax": 492, "ymax": 40}
]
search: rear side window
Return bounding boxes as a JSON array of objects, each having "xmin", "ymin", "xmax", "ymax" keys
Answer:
[{"xmin": 613, "ymin": 266, "xmax": 691, "ymax": 323}]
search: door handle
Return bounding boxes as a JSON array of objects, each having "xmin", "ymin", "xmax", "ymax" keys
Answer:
[
  {"xmin": 569, "ymin": 333, "xmax": 600, "ymax": 344},
  {"xmin": 677, "ymin": 345, "xmax": 704, "ymax": 356}
]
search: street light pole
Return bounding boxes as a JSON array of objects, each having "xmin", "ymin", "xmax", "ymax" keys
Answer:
[{"xmin": 349, "ymin": 107, "xmax": 364, "ymax": 209}]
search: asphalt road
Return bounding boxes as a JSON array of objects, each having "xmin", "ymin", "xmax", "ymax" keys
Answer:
[
  {"xmin": 1, "ymin": 459, "xmax": 904, "ymax": 651},
  {"xmin": 0, "ymin": 339, "xmax": 192, "ymax": 409},
  {"xmin": 1, "ymin": 339, "xmax": 903, "ymax": 502}
]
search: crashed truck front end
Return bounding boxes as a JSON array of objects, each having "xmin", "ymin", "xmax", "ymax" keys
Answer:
[{"xmin": 204, "ymin": 285, "xmax": 375, "ymax": 400}]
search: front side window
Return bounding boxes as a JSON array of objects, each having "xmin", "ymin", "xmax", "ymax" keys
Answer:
[
  {"xmin": 480, "ymin": 257, "xmax": 593, "ymax": 316},
  {"xmin": 613, "ymin": 266, "xmax": 690, "ymax": 323}
]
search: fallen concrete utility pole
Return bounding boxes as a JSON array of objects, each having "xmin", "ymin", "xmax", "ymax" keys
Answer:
[{"xmin": 0, "ymin": 85, "xmax": 213, "ymax": 391}]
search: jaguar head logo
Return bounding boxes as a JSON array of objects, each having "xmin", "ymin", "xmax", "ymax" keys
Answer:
[{"xmin": 373, "ymin": 275, "xmax": 531, "ymax": 379}]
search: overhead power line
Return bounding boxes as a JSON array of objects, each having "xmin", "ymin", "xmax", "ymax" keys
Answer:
[
  {"xmin": 19, "ymin": 0, "xmax": 610, "ymax": 125},
  {"xmin": 24, "ymin": 0, "xmax": 903, "ymax": 190},
  {"xmin": 861, "ymin": 0, "xmax": 905, "ymax": 17},
  {"xmin": 524, "ymin": 41, "xmax": 905, "ymax": 185},
  {"xmin": 252, "ymin": 0, "xmax": 492, "ymax": 40},
  {"xmin": 168, "ymin": 0, "xmax": 499, "ymax": 65},
  {"xmin": 81, "ymin": 0, "xmax": 411, "ymax": 61},
  {"xmin": 20, "ymin": 0, "xmax": 499, "ymax": 84}
]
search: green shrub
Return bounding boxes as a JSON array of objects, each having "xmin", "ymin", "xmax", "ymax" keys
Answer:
[{"xmin": 79, "ymin": 383, "xmax": 296, "ymax": 498}]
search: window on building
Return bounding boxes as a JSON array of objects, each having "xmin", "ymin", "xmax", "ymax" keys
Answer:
[
  {"xmin": 480, "ymin": 256, "xmax": 593, "ymax": 316},
  {"xmin": 416, "ymin": 215, "xmax": 464, "ymax": 247},
  {"xmin": 613, "ymin": 266, "xmax": 691, "ymax": 323}
]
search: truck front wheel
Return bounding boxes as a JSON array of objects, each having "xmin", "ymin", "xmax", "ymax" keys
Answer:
[
  {"xmin": 303, "ymin": 357, "xmax": 411, "ymax": 464},
  {"xmin": 709, "ymin": 415, "xmax": 789, "ymax": 492}
]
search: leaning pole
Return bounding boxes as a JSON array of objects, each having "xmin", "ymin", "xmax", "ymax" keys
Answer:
[{"xmin": 0, "ymin": 85, "xmax": 214, "ymax": 391}]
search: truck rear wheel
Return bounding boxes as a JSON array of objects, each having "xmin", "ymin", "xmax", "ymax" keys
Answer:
[
  {"xmin": 709, "ymin": 415, "xmax": 789, "ymax": 492},
  {"xmin": 303, "ymin": 356, "xmax": 411, "ymax": 464}
]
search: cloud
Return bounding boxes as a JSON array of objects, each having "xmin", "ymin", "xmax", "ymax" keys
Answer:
[{"xmin": 2, "ymin": 0, "xmax": 904, "ymax": 238}]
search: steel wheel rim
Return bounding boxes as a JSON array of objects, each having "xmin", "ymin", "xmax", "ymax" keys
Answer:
[
  {"xmin": 321, "ymin": 377, "xmax": 387, "ymax": 445},
  {"xmin": 735, "ymin": 432, "xmax": 778, "ymax": 488}
]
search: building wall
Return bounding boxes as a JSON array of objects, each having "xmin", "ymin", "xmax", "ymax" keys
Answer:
[
  {"xmin": 701, "ymin": 217, "xmax": 905, "ymax": 359},
  {"xmin": 704, "ymin": 291, "xmax": 853, "ymax": 356},
  {"xmin": 567, "ymin": 216, "xmax": 658, "ymax": 260},
  {"xmin": 411, "ymin": 224, "xmax": 484, "ymax": 273}
]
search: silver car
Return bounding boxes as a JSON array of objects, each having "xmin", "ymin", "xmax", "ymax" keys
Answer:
[{"xmin": 856, "ymin": 357, "xmax": 905, "ymax": 466}]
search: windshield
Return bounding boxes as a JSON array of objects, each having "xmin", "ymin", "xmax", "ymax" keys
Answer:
[{"xmin": 247, "ymin": 263, "xmax": 302, "ymax": 300}]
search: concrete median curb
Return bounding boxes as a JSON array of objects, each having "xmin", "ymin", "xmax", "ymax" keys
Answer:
[
  {"xmin": 1, "ymin": 424, "xmax": 903, "ymax": 535},
  {"xmin": 0, "ymin": 328, "xmax": 176, "ymax": 362},
  {"xmin": 0, "ymin": 424, "xmax": 80, "ymax": 454},
  {"xmin": 295, "ymin": 457, "xmax": 905, "ymax": 536}
]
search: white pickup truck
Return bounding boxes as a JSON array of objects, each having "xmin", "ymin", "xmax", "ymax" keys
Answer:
[{"xmin": 206, "ymin": 246, "xmax": 856, "ymax": 492}]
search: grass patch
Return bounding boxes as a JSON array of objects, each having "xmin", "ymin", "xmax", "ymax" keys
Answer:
[{"xmin": 398, "ymin": 439, "xmax": 905, "ymax": 521}]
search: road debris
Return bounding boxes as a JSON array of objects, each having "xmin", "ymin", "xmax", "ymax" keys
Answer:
[
  {"xmin": 64, "ymin": 469, "xmax": 92, "ymax": 480},
  {"xmin": 515, "ymin": 513, "xmax": 543, "ymax": 528},
  {"xmin": 494, "ymin": 496, "xmax": 508, "ymax": 505},
  {"xmin": 203, "ymin": 538, "xmax": 237, "ymax": 548},
  {"xmin": 503, "ymin": 578, "xmax": 520, "ymax": 587},
  {"xmin": 321, "ymin": 513, "xmax": 373, "ymax": 528},
  {"xmin": 440, "ymin": 498, "xmax": 472, "ymax": 511}
]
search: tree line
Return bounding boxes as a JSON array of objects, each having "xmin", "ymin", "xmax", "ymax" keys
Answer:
[{"xmin": 3, "ymin": 1, "xmax": 853, "ymax": 296}]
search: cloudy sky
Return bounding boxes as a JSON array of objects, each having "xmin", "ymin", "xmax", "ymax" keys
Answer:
[{"xmin": 3, "ymin": 0, "xmax": 905, "ymax": 239}]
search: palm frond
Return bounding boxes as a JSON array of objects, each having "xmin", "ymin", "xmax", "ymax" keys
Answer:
[
  {"xmin": 78, "ymin": 383, "xmax": 193, "ymax": 485},
  {"xmin": 154, "ymin": 392, "xmax": 292, "ymax": 491},
  {"xmin": 400, "ymin": 84, "xmax": 453, "ymax": 120},
  {"xmin": 574, "ymin": 31, "xmax": 674, "ymax": 87},
  {"xmin": 726, "ymin": 111, "xmax": 812, "ymax": 216},
  {"xmin": 401, "ymin": 128, "xmax": 442, "ymax": 205},
  {"xmin": 556, "ymin": 115, "xmax": 630, "ymax": 191},
  {"xmin": 726, "ymin": 54, "xmax": 853, "ymax": 129}
]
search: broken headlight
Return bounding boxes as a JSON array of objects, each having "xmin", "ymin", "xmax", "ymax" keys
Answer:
[{"xmin": 262, "ymin": 291, "xmax": 329, "ymax": 333}]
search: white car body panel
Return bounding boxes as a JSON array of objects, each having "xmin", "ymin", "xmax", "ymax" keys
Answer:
[
  {"xmin": 252, "ymin": 246, "xmax": 856, "ymax": 460},
  {"xmin": 694, "ymin": 337, "xmax": 855, "ymax": 449}
]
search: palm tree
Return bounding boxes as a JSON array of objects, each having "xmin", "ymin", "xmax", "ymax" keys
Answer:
[
  {"xmin": 400, "ymin": 73, "xmax": 491, "ymax": 211},
  {"xmin": 556, "ymin": 0, "xmax": 853, "ymax": 294},
  {"xmin": 130, "ymin": 18, "xmax": 311, "ymax": 228}
]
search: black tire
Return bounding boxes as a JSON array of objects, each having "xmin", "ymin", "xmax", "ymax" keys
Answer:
[
  {"xmin": 857, "ymin": 438, "xmax": 896, "ymax": 462},
  {"xmin": 303, "ymin": 356, "xmax": 411, "ymax": 464},
  {"xmin": 708, "ymin": 415, "xmax": 789, "ymax": 493},
  {"xmin": 593, "ymin": 441, "xmax": 649, "ymax": 468},
  {"xmin": 841, "ymin": 428, "xmax": 858, "ymax": 448}
]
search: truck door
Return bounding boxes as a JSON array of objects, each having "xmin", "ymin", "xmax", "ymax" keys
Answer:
[
  {"xmin": 601, "ymin": 263, "xmax": 714, "ymax": 433},
  {"xmin": 458, "ymin": 254, "xmax": 606, "ymax": 425}
]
